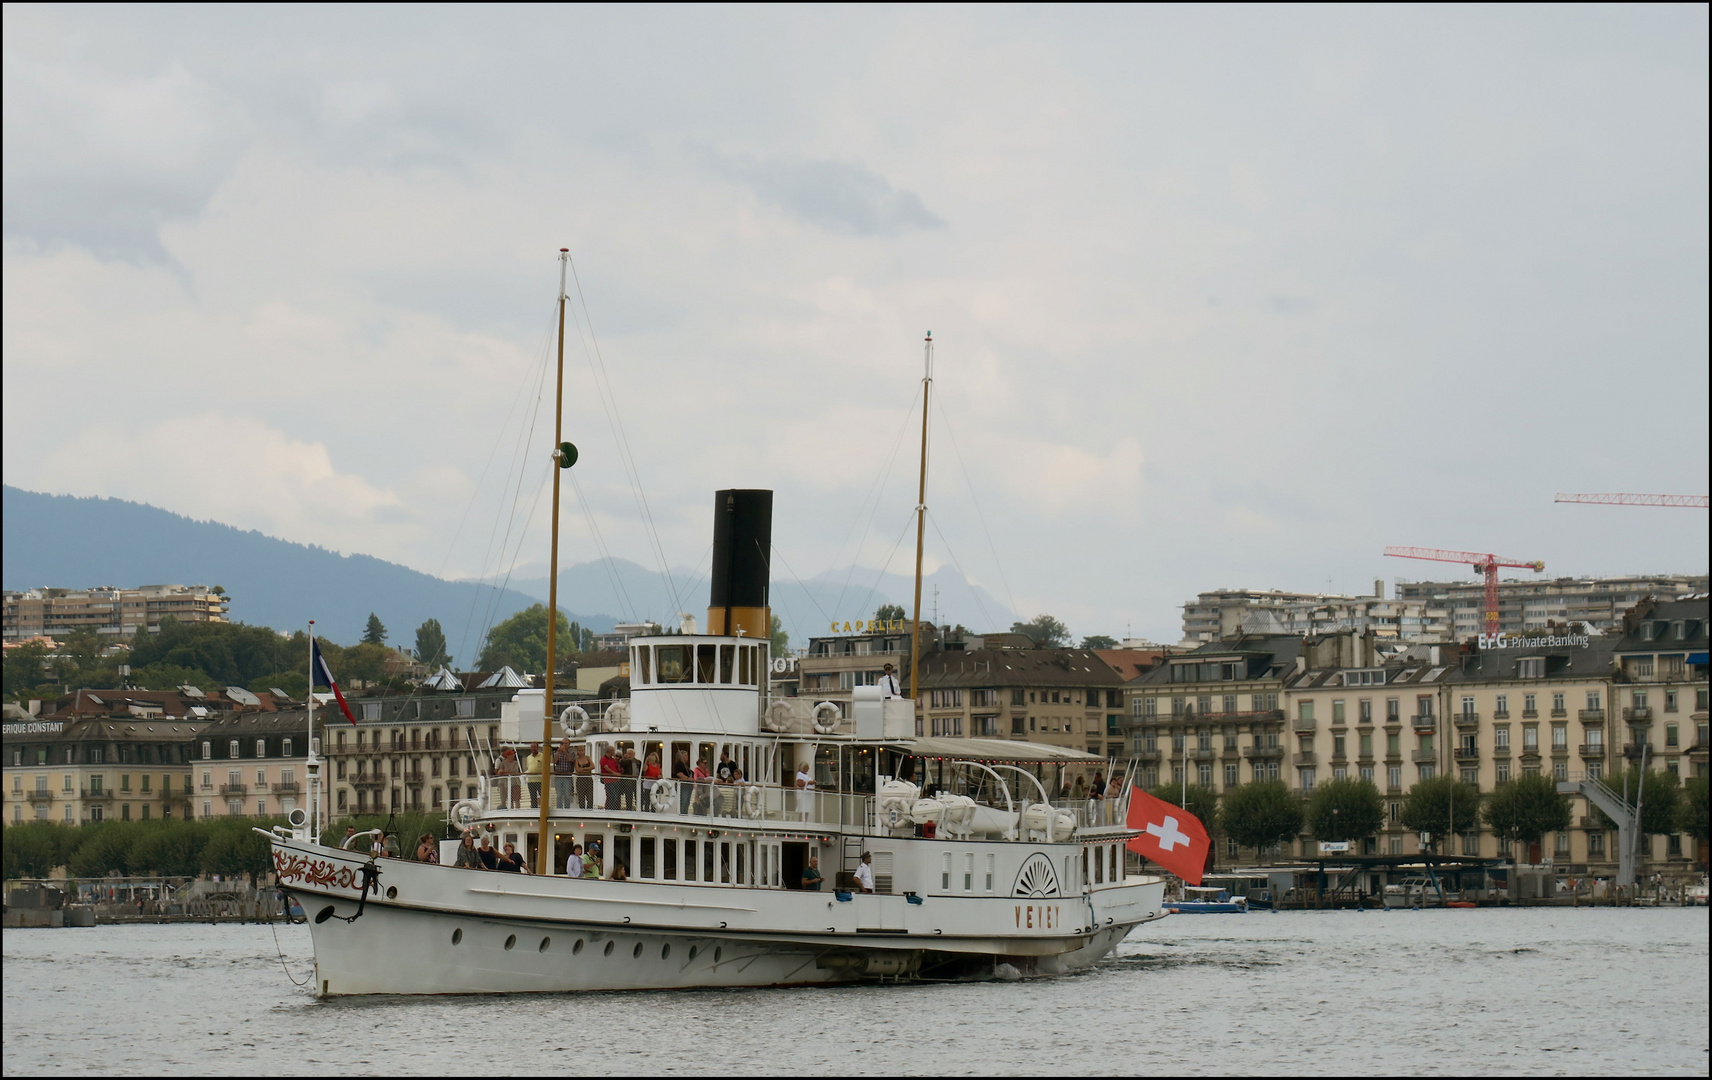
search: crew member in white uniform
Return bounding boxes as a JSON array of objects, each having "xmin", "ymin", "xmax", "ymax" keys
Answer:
[
  {"xmin": 877, "ymin": 663, "xmax": 902, "ymax": 698},
  {"xmin": 794, "ymin": 761, "xmax": 815, "ymax": 820},
  {"xmin": 854, "ymin": 851, "xmax": 875, "ymax": 893}
]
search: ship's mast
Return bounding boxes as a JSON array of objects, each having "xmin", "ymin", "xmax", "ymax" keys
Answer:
[
  {"xmin": 536, "ymin": 250, "xmax": 570, "ymax": 874},
  {"xmin": 909, "ymin": 332, "xmax": 933, "ymax": 728}
]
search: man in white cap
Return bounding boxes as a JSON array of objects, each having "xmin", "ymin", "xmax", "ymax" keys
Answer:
[{"xmin": 877, "ymin": 663, "xmax": 901, "ymax": 698}]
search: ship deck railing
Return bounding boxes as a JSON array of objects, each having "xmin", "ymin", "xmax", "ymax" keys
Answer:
[{"xmin": 482, "ymin": 777, "xmax": 878, "ymax": 830}]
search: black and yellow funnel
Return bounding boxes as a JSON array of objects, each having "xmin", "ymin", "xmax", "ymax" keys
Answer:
[{"xmin": 707, "ymin": 489, "xmax": 771, "ymax": 639}]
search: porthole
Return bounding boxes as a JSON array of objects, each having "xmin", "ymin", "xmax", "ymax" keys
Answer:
[
  {"xmin": 687, "ymin": 946, "xmax": 698, "ymax": 961},
  {"xmin": 385, "ymin": 886, "xmax": 398, "ymax": 900},
  {"xmin": 604, "ymin": 940, "xmax": 615, "ymax": 957},
  {"xmin": 632, "ymin": 941, "xmax": 644, "ymax": 959},
  {"xmin": 504, "ymin": 934, "xmax": 517, "ymax": 951},
  {"xmin": 713, "ymin": 946, "xmax": 723, "ymax": 964},
  {"xmin": 539, "ymin": 936, "xmax": 552, "ymax": 953},
  {"xmin": 572, "ymin": 938, "xmax": 584, "ymax": 955},
  {"xmin": 661, "ymin": 943, "xmax": 671, "ymax": 960},
  {"xmin": 451, "ymin": 928, "xmax": 463, "ymax": 945}
]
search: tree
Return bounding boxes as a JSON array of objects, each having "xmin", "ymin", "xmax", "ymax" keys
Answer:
[
  {"xmin": 1080, "ymin": 635, "xmax": 1119, "ymax": 650},
  {"xmin": 2, "ymin": 640, "xmax": 50, "ymax": 700},
  {"xmin": 1148, "ymin": 783, "xmax": 1220, "ymax": 837},
  {"xmin": 1678, "ymin": 774, "xmax": 1709, "ymax": 842},
  {"xmin": 362, "ymin": 613, "xmax": 387, "ymax": 646},
  {"xmin": 3, "ymin": 822, "xmax": 73, "ymax": 879},
  {"xmin": 874, "ymin": 603, "xmax": 906, "ymax": 623},
  {"xmin": 1012, "ymin": 614, "xmax": 1070, "ymax": 648},
  {"xmin": 1219, "ymin": 780, "xmax": 1303, "ymax": 852},
  {"xmin": 1306, "ymin": 777, "xmax": 1384, "ymax": 843},
  {"xmin": 414, "ymin": 618, "xmax": 452, "ymax": 669},
  {"xmin": 1591, "ymin": 767, "xmax": 1683, "ymax": 837},
  {"xmin": 127, "ymin": 822, "xmax": 208, "ymax": 878},
  {"xmin": 479, "ymin": 604, "xmax": 571, "ymax": 673},
  {"xmin": 1483, "ymin": 774, "xmax": 1572, "ymax": 861},
  {"xmin": 770, "ymin": 613, "xmax": 789, "ymax": 657},
  {"xmin": 1400, "ymin": 776, "xmax": 1482, "ymax": 853}
]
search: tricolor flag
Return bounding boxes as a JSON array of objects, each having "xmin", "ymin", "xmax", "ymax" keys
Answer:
[
  {"xmin": 1125, "ymin": 786, "xmax": 1211, "ymax": 886},
  {"xmin": 312, "ymin": 639, "xmax": 357, "ymax": 724}
]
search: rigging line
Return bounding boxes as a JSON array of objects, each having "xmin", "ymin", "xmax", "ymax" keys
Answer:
[
  {"xmin": 828, "ymin": 385, "xmax": 924, "ymax": 619},
  {"xmin": 932, "ymin": 389, "xmax": 1020, "ymax": 621},
  {"xmin": 672, "ymin": 543, "xmax": 716, "ymax": 625},
  {"xmin": 469, "ymin": 400, "xmax": 553, "ymax": 662},
  {"xmin": 769, "ymin": 544, "xmax": 834, "ymax": 625},
  {"xmin": 564, "ymin": 252, "xmax": 683, "ymax": 614},
  {"xmin": 567, "ymin": 470, "xmax": 640, "ymax": 625},
  {"xmin": 433, "ymin": 298, "xmax": 560, "ymax": 582},
  {"xmin": 856, "ymin": 511, "xmax": 919, "ymax": 626},
  {"xmin": 480, "ymin": 463, "xmax": 552, "ymax": 653},
  {"xmin": 926, "ymin": 508, "xmax": 997, "ymax": 633},
  {"xmin": 453, "ymin": 342, "xmax": 553, "ymax": 668}
]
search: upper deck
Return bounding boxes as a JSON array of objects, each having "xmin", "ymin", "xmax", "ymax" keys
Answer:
[{"xmin": 627, "ymin": 635, "xmax": 768, "ymax": 734}]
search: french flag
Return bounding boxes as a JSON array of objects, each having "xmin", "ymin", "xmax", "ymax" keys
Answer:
[{"xmin": 312, "ymin": 639, "xmax": 357, "ymax": 724}]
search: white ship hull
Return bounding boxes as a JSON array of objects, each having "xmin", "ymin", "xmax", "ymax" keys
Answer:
[{"xmin": 273, "ymin": 837, "xmax": 1165, "ymax": 995}]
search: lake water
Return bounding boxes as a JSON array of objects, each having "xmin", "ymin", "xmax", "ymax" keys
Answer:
[{"xmin": 4, "ymin": 908, "xmax": 1706, "ymax": 1075}]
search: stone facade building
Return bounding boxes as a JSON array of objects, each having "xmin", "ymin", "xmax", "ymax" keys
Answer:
[{"xmin": 3, "ymin": 584, "xmax": 230, "ymax": 642}]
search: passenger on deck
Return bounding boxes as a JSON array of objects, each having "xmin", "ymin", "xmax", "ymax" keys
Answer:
[
  {"xmin": 1089, "ymin": 772, "xmax": 1106, "ymax": 800},
  {"xmin": 802, "ymin": 855, "xmax": 823, "ymax": 891},
  {"xmin": 496, "ymin": 747, "xmax": 523, "ymax": 809},
  {"xmin": 854, "ymin": 852, "xmax": 875, "ymax": 893},
  {"xmin": 619, "ymin": 747, "xmax": 641, "ymax": 810},
  {"xmin": 454, "ymin": 832, "xmax": 482, "ymax": 869},
  {"xmin": 477, "ymin": 835, "xmax": 500, "ymax": 871},
  {"xmin": 565, "ymin": 844, "xmax": 585, "ymax": 878},
  {"xmin": 498, "ymin": 842, "xmax": 530, "ymax": 874},
  {"xmin": 574, "ymin": 745, "xmax": 596, "ymax": 809},
  {"xmin": 598, "ymin": 745, "xmax": 621, "ymax": 810},
  {"xmin": 611, "ymin": 862, "xmax": 630, "ymax": 882},
  {"xmin": 415, "ymin": 834, "xmax": 439, "ymax": 863},
  {"xmin": 1072, "ymin": 775, "xmax": 1087, "ymax": 801},
  {"xmin": 642, "ymin": 751, "xmax": 662, "ymax": 810},
  {"xmin": 692, "ymin": 756, "xmax": 712, "ymax": 815},
  {"xmin": 583, "ymin": 843, "xmax": 603, "ymax": 879},
  {"xmin": 553, "ymin": 738, "xmax": 575, "ymax": 809},
  {"xmin": 672, "ymin": 748, "xmax": 695, "ymax": 813},
  {"xmin": 795, "ymin": 760, "xmax": 815, "ymax": 821},
  {"xmin": 525, "ymin": 743, "xmax": 543, "ymax": 808}
]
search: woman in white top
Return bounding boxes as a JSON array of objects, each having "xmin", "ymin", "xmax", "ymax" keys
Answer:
[{"xmin": 795, "ymin": 762, "xmax": 815, "ymax": 821}]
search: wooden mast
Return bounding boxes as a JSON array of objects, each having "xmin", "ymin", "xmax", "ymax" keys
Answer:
[
  {"xmin": 536, "ymin": 249, "xmax": 569, "ymax": 874},
  {"xmin": 908, "ymin": 332, "xmax": 933, "ymax": 728}
]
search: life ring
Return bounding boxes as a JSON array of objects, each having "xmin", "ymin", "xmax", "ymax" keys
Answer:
[
  {"xmin": 450, "ymin": 799, "xmax": 482, "ymax": 827},
  {"xmin": 559, "ymin": 704, "xmax": 593, "ymax": 736},
  {"xmin": 811, "ymin": 701, "xmax": 841, "ymax": 734},
  {"xmin": 743, "ymin": 785, "xmax": 765, "ymax": 819},
  {"xmin": 763, "ymin": 699, "xmax": 793, "ymax": 733},
  {"xmin": 650, "ymin": 779, "xmax": 678, "ymax": 813},
  {"xmin": 605, "ymin": 701, "xmax": 631, "ymax": 731}
]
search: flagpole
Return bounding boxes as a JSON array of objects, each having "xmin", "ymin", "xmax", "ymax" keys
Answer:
[{"xmin": 306, "ymin": 619, "xmax": 318, "ymax": 843}]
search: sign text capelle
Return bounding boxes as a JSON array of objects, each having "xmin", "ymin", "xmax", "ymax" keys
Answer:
[
  {"xmin": 828, "ymin": 618, "xmax": 911, "ymax": 635},
  {"xmin": 1477, "ymin": 632, "xmax": 1590, "ymax": 651}
]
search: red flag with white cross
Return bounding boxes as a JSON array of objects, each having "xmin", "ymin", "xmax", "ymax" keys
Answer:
[{"xmin": 1125, "ymin": 786, "xmax": 1211, "ymax": 886}]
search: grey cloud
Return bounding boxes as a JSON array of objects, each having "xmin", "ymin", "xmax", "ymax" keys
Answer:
[
  {"xmin": 711, "ymin": 152, "xmax": 945, "ymax": 236},
  {"xmin": 1266, "ymin": 295, "xmax": 1315, "ymax": 315}
]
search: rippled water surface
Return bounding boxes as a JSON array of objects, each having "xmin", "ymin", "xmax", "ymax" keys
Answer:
[{"xmin": 5, "ymin": 908, "xmax": 1706, "ymax": 1075}]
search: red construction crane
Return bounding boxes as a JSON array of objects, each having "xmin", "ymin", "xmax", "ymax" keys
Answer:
[
  {"xmin": 1383, "ymin": 546, "xmax": 1545, "ymax": 639},
  {"xmin": 1554, "ymin": 492, "xmax": 1709, "ymax": 508}
]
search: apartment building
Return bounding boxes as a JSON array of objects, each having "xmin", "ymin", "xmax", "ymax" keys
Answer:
[
  {"xmin": 3, "ymin": 584, "xmax": 230, "ymax": 642},
  {"xmin": 912, "ymin": 647, "xmax": 1128, "ymax": 760},
  {"xmin": 1393, "ymin": 574, "xmax": 1707, "ymax": 639},
  {"xmin": 1180, "ymin": 586, "xmax": 1448, "ymax": 645},
  {"xmin": 322, "ymin": 683, "xmax": 520, "ymax": 817},
  {"xmin": 191, "ymin": 710, "xmax": 312, "ymax": 820},
  {"xmin": 797, "ymin": 622, "xmax": 936, "ymax": 706},
  {"xmin": 3, "ymin": 714, "xmax": 206, "ymax": 825}
]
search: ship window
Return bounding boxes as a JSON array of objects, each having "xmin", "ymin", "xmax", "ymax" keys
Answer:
[
  {"xmin": 640, "ymin": 837, "xmax": 656, "ymax": 878},
  {"xmin": 705, "ymin": 841, "xmax": 716, "ymax": 883},
  {"xmin": 964, "ymin": 853, "xmax": 974, "ymax": 891},
  {"xmin": 657, "ymin": 646, "xmax": 691, "ymax": 683},
  {"xmin": 985, "ymin": 854, "xmax": 995, "ymax": 892},
  {"xmin": 697, "ymin": 645, "xmax": 717, "ymax": 683},
  {"xmin": 635, "ymin": 647, "xmax": 651, "ymax": 685},
  {"xmin": 664, "ymin": 839, "xmax": 678, "ymax": 880},
  {"xmin": 720, "ymin": 645, "xmax": 735, "ymax": 683},
  {"xmin": 683, "ymin": 839, "xmax": 697, "ymax": 882},
  {"xmin": 1111, "ymin": 844, "xmax": 1119, "ymax": 882},
  {"xmin": 942, "ymin": 852, "xmax": 951, "ymax": 890},
  {"xmin": 739, "ymin": 645, "xmax": 756, "ymax": 685}
]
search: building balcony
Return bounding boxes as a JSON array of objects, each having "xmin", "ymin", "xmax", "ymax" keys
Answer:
[
  {"xmin": 1550, "ymin": 708, "xmax": 1567, "ymax": 718},
  {"xmin": 218, "ymin": 783, "xmax": 248, "ymax": 796},
  {"xmin": 25, "ymin": 789, "xmax": 54, "ymax": 802},
  {"xmin": 1189, "ymin": 748, "xmax": 1216, "ymax": 761},
  {"xmin": 1453, "ymin": 747, "xmax": 1479, "ymax": 761},
  {"xmin": 1454, "ymin": 713, "xmax": 1481, "ymax": 728},
  {"xmin": 1578, "ymin": 709, "xmax": 1605, "ymax": 722},
  {"xmin": 1131, "ymin": 748, "xmax": 1162, "ymax": 762},
  {"xmin": 158, "ymin": 789, "xmax": 184, "ymax": 800},
  {"xmin": 1292, "ymin": 752, "xmax": 1316, "ymax": 766},
  {"xmin": 353, "ymin": 778, "xmax": 386, "ymax": 790},
  {"xmin": 1522, "ymin": 710, "xmax": 1538, "ymax": 719},
  {"xmin": 1623, "ymin": 706, "xmax": 1653, "ymax": 722},
  {"xmin": 1623, "ymin": 743, "xmax": 1652, "ymax": 760},
  {"xmin": 1411, "ymin": 750, "xmax": 1438, "ymax": 763},
  {"xmin": 1242, "ymin": 745, "xmax": 1284, "ymax": 759},
  {"xmin": 80, "ymin": 789, "xmax": 113, "ymax": 802},
  {"xmin": 404, "ymin": 774, "xmax": 427, "ymax": 786},
  {"xmin": 1579, "ymin": 816, "xmax": 1609, "ymax": 830},
  {"xmin": 1578, "ymin": 744, "xmax": 1606, "ymax": 758},
  {"xmin": 1412, "ymin": 716, "xmax": 1438, "ymax": 731},
  {"xmin": 272, "ymin": 781, "xmax": 302, "ymax": 794},
  {"xmin": 1291, "ymin": 717, "xmax": 1317, "ymax": 733},
  {"xmin": 1492, "ymin": 710, "xmax": 1509, "ymax": 720}
]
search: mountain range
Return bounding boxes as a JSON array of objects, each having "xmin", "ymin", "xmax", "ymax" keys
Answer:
[{"xmin": 2, "ymin": 485, "xmax": 1017, "ymax": 661}]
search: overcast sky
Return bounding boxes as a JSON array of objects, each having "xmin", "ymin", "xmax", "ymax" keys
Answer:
[{"xmin": 4, "ymin": 6, "xmax": 1707, "ymax": 642}]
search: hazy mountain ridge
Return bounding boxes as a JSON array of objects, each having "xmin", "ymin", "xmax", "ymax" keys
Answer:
[{"xmin": 1, "ymin": 486, "xmax": 599, "ymax": 663}]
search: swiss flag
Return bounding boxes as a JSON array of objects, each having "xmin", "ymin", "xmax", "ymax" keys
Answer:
[{"xmin": 1125, "ymin": 786, "xmax": 1210, "ymax": 886}]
